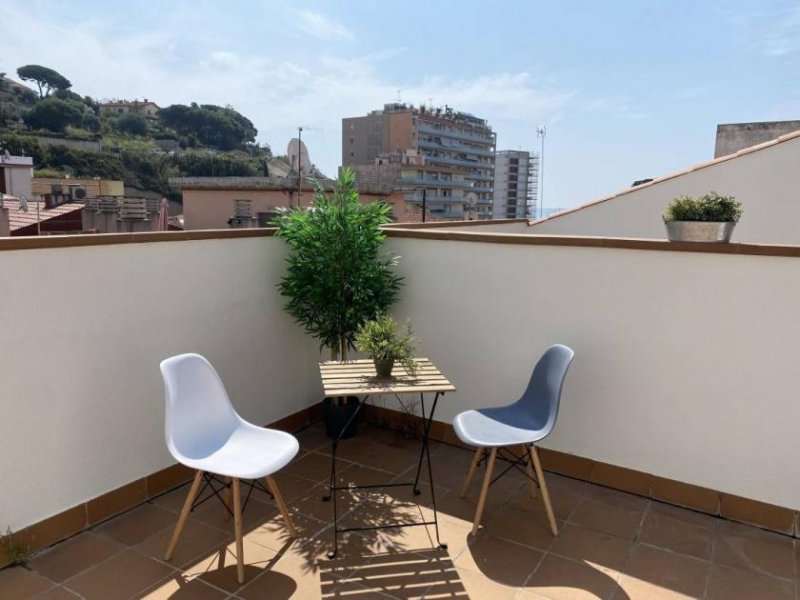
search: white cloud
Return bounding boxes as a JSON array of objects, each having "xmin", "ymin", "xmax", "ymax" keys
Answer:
[
  {"xmin": 0, "ymin": 1, "xmax": 630, "ymax": 179},
  {"xmin": 292, "ymin": 9, "xmax": 353, "ymax": 42}
]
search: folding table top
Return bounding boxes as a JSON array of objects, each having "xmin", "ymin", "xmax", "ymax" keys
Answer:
[{"xmin": 319, "ymin": 358, "xmax": 456, "ymax": 397}]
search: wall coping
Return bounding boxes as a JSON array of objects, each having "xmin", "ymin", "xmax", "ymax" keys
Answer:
[{"xmin": 3, "ymin": 225, "xmax": 800, "ymax": 259}]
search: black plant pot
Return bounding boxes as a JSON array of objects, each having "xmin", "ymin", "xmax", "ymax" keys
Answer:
[{"xmin": 323, "ymin": 396, "xmax": 361, "ymax": 439}]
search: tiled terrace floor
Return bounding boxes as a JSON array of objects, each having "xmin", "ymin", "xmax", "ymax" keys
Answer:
[{"xmin": 2, "ymin": 423, "xmax": 799, "ymax": 599}]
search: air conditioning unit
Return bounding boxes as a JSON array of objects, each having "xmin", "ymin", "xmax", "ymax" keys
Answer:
[{"xmin": 70, "ymin": 186, "xmax": 87, "ymax": 201}]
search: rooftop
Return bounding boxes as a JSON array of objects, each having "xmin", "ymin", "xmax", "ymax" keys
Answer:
[
  {"xmin": 2, "ymin": 218, "xmax": 800, "ymax": 599},
  {"xmin": 4, "ymin": 422, "xmax": 797, "ymax": 600}
]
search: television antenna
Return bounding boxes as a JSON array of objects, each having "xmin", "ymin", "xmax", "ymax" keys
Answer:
[{"xmin": 536, "ymin": 125, "xmax": 547, "ymax": 219}]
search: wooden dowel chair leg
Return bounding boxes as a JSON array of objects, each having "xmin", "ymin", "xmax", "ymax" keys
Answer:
[
  {"xmin": 232, "ymin": 478, "xmax": 245, "ymax": 584},
  {"xmin": 223, "ymin": 476, "xmax": 233, "ymax": 520},
  {"xmin": 471, "ymin": 447, "xmax": 497, "ymax": 535},
  {"xmin": 165, "ymin": 470, "xmax": 204, "ymax": 561},
  {"xmin": 529, "ymin": 445, "xmax": 558, "ymax": 536},
  {"xmin": 524, "ymin": 446, "xmax": 538, "ymax": 500},
  {"xmin": 266, "ymin": 475, "xmax": 297, "ymax": 537},
  {"xmin": 460, "ymin": 447, "xmax": 484, "ymax": 498}
]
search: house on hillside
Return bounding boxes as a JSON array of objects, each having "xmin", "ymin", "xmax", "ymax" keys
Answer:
[{"xmin": 99, "ymin": 99, "xmax": 160, "ymax": 119}]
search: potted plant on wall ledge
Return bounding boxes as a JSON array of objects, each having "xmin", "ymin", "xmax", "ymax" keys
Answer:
[
  {"xmin": 274, "ymin": 168, "xmax": 402, "ymax": 439},
  {"xmin": 663, "ymin": 191, "xmax": 742, "ymax": 243},
  {"xmin": 355, "ymin": 315, "xmax": 419, "ymax": 379}
]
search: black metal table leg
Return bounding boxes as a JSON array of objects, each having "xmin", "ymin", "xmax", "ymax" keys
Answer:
[
  {"xmin": 324, "ymin": 396, "xmax": 365, "ymax": 559},
  {"xmin": 411, "ymin": 392, "xmax": 447, "ymax": 549}
]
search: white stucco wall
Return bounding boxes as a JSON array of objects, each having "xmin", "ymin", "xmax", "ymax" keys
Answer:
[
  {"xmin": 0, "ymin": 235, "xmax": 321, "ymax": 531},
  {"xmin": 387, "ymin": 236, "xmax": 800, "ymax": 510},
  {"xmin": 527, "ymin": 134, "xmax": 800, "ymax": 245},
  {"xmin": 5, "ymin": 229, "xmax": 800, "ymax": 531}
]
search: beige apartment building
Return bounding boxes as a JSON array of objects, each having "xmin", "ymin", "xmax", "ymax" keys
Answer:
[{"xmin": 343, "ymin": 103, "xmax": 496, "ymax": 219}]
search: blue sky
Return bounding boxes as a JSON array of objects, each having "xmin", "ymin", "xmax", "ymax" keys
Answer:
[{"xmin": 2, "ymin": 1, "xmax": 799, "ymax": 207}]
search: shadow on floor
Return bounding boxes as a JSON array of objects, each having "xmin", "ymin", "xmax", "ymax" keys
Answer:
[{"xmin": 320, "ymin": 548, "xmax": 467, "ymax": 599}]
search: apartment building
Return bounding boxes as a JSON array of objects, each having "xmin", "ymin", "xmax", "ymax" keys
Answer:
[
  {"xmin": 343, "ymin": 103, "xmax": 496, "ymax": 219},
  {"xmin": 493, "ymin": 150, "xmax": 539, "ymax": 219}
]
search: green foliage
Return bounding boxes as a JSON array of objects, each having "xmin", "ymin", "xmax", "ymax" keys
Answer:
[
  {"xmin": 355, "ymin": 315, "xmax": 418, "ymax": 376},
  {"xmin": 172, "ymin": 150, "xmax": 260, "ymax": 177},
  {"xmin": 1, "ymin": 528, "xmax": 29, "ymax": 566},
  {"xmin": 0, "ymin": 101, "xmax": 26, "ymax": 126},
  {"xmin": 17, "ymin": 64, "xmax": 71, "ymax": 98},
  {"xmin": 23, "ymin": 97, "xmax": 83, "ymax": 132},
  {"xmin": 664, "ymin": 192, "xmax": 742, "ymax": 222},
  {"xmin": 115, "ymin": 112, "xmax": 149, "ymax": 136},
  {"xmin": 275, "ymin": 169, "xmax": 402, "ymax": 359},
  {"xmin": 159, "ymin": 103, "xmax": 257, "ymax": 150}
]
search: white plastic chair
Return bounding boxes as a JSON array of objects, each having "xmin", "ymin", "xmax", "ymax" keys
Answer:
[
  {"xmin": 160, "ymin": 353, "xmax": 299, "ymax": 583},
  {"xmin": 453, "ymin": 344, "xmax": 574, "ymax": 536}
]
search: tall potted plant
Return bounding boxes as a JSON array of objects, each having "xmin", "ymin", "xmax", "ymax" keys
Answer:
[{"xmin": 274, "ymin": 168, "xmax": 402, "ymax": 438}]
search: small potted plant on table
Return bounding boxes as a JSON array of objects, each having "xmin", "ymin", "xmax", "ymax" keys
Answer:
[
  {"xmin": 663, "ymin": 191, "xmax": 742, "ymax": 242},
  {"xmin": 355, "ymin": 315, "xmax": 419, "ymax": 379}
]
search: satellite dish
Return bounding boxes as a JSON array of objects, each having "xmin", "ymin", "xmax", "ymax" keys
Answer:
[
  {"xmin": 466, "ymin": 192, "xmax": 478, "ymax": 207},
  {"xmin": 287, "ymin": 138, "xmax": 311, "ymax": 176}
]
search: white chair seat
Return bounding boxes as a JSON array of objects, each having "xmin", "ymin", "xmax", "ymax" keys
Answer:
[
  {"xmin": 453, "ymin": 406, "xmax": 549, "ymax": 448},
  {"xmin": 179, "ymin": 422, "xmax": 299, "ymax": 480}
]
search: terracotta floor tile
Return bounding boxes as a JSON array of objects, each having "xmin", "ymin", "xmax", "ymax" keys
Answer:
[
  {"xmin": 65, "ymin": 549, "xmax": 174, "ymax": 600},
  {"xmin": 337, "ymin": 549, "xmax": 460, "ymax": 599},
  {"xmin": 542, "ymin": 474, "xmax": 590, "ymax": 498},
  {"xmin": 483, "ymin": 505, "xmax": 560, "ymax": 551},
  {"xmin": 581, "ymin": 486, "xmax": 649, "ymax": 512},
  {"xmin": 244, "ymin": 512, "xmax": 326, "ymax": 552},
  {"xmin": 434, "ymin": 486, "xmax": 507, "ymax": 526},
  {"xmin": 568, "ymin": 497, "xmax": 646, "ymax": 540},
  {"xmin": 285, "ymin": 452, "xmax": 355, "ymax": 484},
  {"xmin": 455, "ymin": 535, "xmax": 543, "ymax": 586},
  {"xmin": 705, "ymin": 563, "xmax": 796, "ymax": 600},
  {"xmin": 448, "ymin": 567, "xmax": 519, "ymax": 600},
  {"xmin": 638, "ymin": 503, "xmax": 718, "ymax": 561},
  {"xmin": 94, "ymin": 503, "xmax": 176, "ymax": 546},
  {"xmin": 526, "ymin": 554, "xmax": 619, "ymax": 600},
  {"xmin": 29, "ymin": 531, "xmax": 124, "ymax": 583},
  {"xmin": 139, "ymin": 575, "xmax": 228, "ymax": 599},
  {"xmin": 291, "ymin": 486, "xmax": 361, "ymax": 522},
  {"xmin": 548, "ymin": 523, "xmax": 631, "ymax": 572},
  {"xmin": 507, "ymin": 485, "xmax": 583, "ymax": 522},
  {"xmin": 264, "ymin": 471, "xmax": 325, "ymax": 504},
  {"xmin": 150, "ymin": 485, "xmax": 192, "ymax": 513},
  {"xmin": 136, "ymin": 518, "xmax": 232, "ymax": 569},
  {"xmin": 0, "ymin": 566, "xmax": 55, "ymax": 598},
  {"xmin": 35, "ymin": 586, "xmax": 82, "ymax": 599},
  {"xmin": 181, "ymin": 538, "xmax": 279, "ymax": 594},
  {"xmin": 190, "ymin": 495, "xmax": 278, "ymax": 533},
  {"xmin": 623, "ymin": 544, "xmax": 709, "ymax": 598},
  {"xmin": 614, "ymin": 576, "xmax": 703, "ymax": 599},
  {"xmin": 712, "ymin": 520, "xmax": 795, "ymax": 580},
  {"xmin": 297, "ymin": 424, "xmax": 332, "ymax": 453}
]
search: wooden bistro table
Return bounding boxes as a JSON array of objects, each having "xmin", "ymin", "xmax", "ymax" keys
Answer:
[{"xmin": 319, "ymin": 358, "xmax": 456, "ymax": 558}]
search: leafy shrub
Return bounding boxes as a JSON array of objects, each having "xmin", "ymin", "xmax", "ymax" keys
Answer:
[
  {"xmin": 664, "ymin": 192, "xmax": 742, "ymax": 222},
  {"xmin": 275, "ymin": 169, "xmax": 402, "ymax": 359}
]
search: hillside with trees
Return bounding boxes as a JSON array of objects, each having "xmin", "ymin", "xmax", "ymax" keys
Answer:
[{"xmin": 0, "ymin": 64, "xmax": 295, "ymax": 199}]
